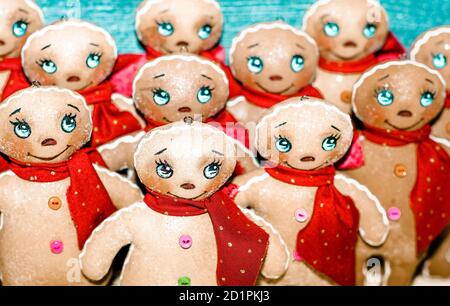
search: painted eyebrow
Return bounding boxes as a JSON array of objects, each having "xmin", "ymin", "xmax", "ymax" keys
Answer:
[
  {"xmin": 275, "ymin": 122, "xmax": 287, "ymax": 128},
  {"xmin": 67, "ymin": 104, "xmax": 80, "ymax": 112},
  {"xmin": 435, "ymin": 40, "xmax": 445, "ymax": 46},
  {"xmin": 320, "ymin": 14, "xmax": 330, "ymax": 21},
  {"xmin": 155, "ymin": 148, "xmax": 167, "ymax": 155},
  {"xmin": 201, "ymin": 74, "xmax": 212, "ymax": 80},
  {"xmin": 159, "ymin": 8, "xmax": 170, "ymax": 14},
  {"xmin": 331, "ymin": 125, "xmax": 341, "ymax": 132},
  {"xmin": 18, "ymin": 8, "xmax": 29, "ymax": 14},
  {"xmin": 212, "ymin": 150, "xmax": 224, "ymax": 156},
  {"xmin": 90, "ymin": 43, "xmax": 100, "ymax": 47},
  {"xmin": 425, "ymin": 78, "xmax": 434, "ymax": 84},
  {"xmin": 247, "ymin": 43, "xmax": 259, "ymax": 49},
  {"xmin": 41, "ymin": 44, "xmax": 51, "ymax": 51},
  {"xmin": 153, "ymin": 74, "xmax": 165, "ymax": 79},
  {"xmin": 295, "ymin": 43, "xmax": 305, "ymax": 50},
  {"xmin": 9, "ymin": 108, "xmax": 21, "ymax": 117},
  {"xmin": 378, "ymin": 74, "xmax": 390, "ymax": 81}
]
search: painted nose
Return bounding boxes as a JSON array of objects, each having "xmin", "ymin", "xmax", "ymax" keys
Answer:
[
  {"xmin": 397, "ymin": 110, "xmax": 413, "ymax": 117},
  {"xmin": 270, "ymin": 75, "xmax": 283, "ymax": 81},
  {"xmin": 343, "ymin": 41, "xmax": 358, "ymax": 48},
  {"xmin": 177, "ymin": 41, "xmax": 189, "ymax": 47},
  {"xmin": 41, "ymin": 138, "xmax": 57, "ymax": 146},
  {"xmin": 178, "ymin": 107, "xmax": 192, "ymax": 113},
  {"xmin": 180, "ymin": 183, "xmax": 196, "ymax": 190},
  {"xmin": 67, "ymin": 76, "xmax": 81, "ymax": 82},
  {"xmin": 300, "ymin": 156, "xmax": 316, "ymax": 162},
  {"xmin": 0, "ymin": 40, "xmax": 5, "ymax": 46}
]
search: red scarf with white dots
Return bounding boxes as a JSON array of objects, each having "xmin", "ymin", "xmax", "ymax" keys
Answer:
[
  {"xmin": 78, "ymin": 81, "xmax": 142, "ymax": 147},
  {"xmin": 318, "ymin": 32, "xmax": 405, "ymax": 74},
  {"xmin": 143, "ymin": 189, "xmax": 269, "ymax": 286},
  {"xmin": 8, "ymin": 150, "xmax": 116, "ymax": 249},
  {"xmin": 265, "ymin": 165, "xmax": 360, "ymax": 286},
  {"xmin": 0, "ymin": 57, "xmax": 30, "ymax": 101},
  {"xmin": 363, "ymin": 124, "xmax": 450, "ymax": 255}
]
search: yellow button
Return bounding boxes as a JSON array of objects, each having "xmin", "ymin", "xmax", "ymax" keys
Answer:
[
  {"xmin": 340, "ymin": 91, "xmax": 352, "ymax": 104},
  {"xmin": 394, "ymin": 164, "xmax": 407, "ymax": 178},
  {"xmin": 48, "ymin": 197, "xmax": 62, "ymax": 210}
]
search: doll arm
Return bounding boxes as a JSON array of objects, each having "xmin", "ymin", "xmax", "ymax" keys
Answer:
[
  {"xmin": 240, "ymin": 208, "xmax": 290, "ymax": 280},
  {"xmin": 94, "ymin": 165, "xmax": 143, "ymax": 209},
  {"xmin": 111, "ymin": 93, "xmax": 146, "ymax": 128},
  {"xmin": 430, "ymin": 136, "xmax": 450, "ymax": 156},
  {"xmin": 232, "ymin": 169, "xmax": 268, "ymax": 211},
  {"xmin": 97, "ymin": 131, "xmax": 145, "ymax": 172},
  {"xmin": 334, "ymin": 174, "xmax": 390, "ymax": 247},
  {"xmin": 80, "ymin": 205, "xmax": 137, "ymax": 282}
]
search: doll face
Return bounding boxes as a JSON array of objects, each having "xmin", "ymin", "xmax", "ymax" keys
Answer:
[
  {"xmin": 135, "ymin": 123, "xmax": 236, "ymax": 200},
  {"xmin": 303, "ymin": 0, "xmax": 389, "ymax": 62},
  {"xmin": 136, "ymin": 0, "xmax": 223, "ymax": 55},
  {"xmin": 230, "ymin": 23, "xmax": 318, "ymax": 96},
  {"xmin": 411, "ymin": 28, "xmax": 450, "ymax": 92},
  {"xmin": 0, "ymin": 87, "xmax": 91, "ymax": 164},
  {"xmin": 22, "ymin": 21, "xmax": 117, "ymax": 91},
  {"xmin": 256, "ymin": 99, "xmax": 353, "ymax": 170},
  {"xmin": 353, "ymin": 62, "xmax": 446, "ymax": 130},
  {"xmin": 134, "ymin": 55, "xmax": 229, "ymax": 123},
  {"xmin": 0, "ymin": 0, "xmax": 43, "ymax": 59}
]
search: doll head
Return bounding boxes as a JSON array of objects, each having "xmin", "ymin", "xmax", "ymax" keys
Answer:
[
  {"xmin": 136, "ymin": 0, "xmax": 223, "ymax": 55},
  {"xmin": 352, "ymin": 61, "xmax": 446, "ymax": 131},
  {"xmin": 303, "ymin": 0, "xmax": 389, "ymax": 62},
  {"xmin": 229, "ymin": 22, "xmax": 318, "ymax": 96},
  {"xmin": 133, "ymin": 54, "xmax": 229, "ymax": 123},
  {"xmin": 0, "ymin": 86, "xmax": 92, "ymax": 164},
  {"xmin": 411, "ymin": 27, "xmax": 450, "ymax": 92},
  {"xmin": 256, "ymin": 98, "xmax": 353, "ymax": 170},
  {"xmin": 135, "ymin": 122, "xmax": 237, "ymax": 200},
  {"xmin": 22, "ymin": 19, "xmax": 117, "ymax": 91},
  {"xmin": 0, "ymin": 0, "xmax": 44, "ymax": 59}
]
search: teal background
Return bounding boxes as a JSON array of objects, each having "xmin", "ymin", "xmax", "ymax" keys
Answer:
[{"xmin": 35, "ymin": 0, "xmax": 450, "ymax": 54}]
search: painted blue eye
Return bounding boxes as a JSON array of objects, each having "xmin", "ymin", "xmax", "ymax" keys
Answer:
[
  {"xmin": 198, "ymin": 24, "xmax": 212, "ymax": 40},
  {"xmin": 377, "ymin": 89, "xmax": 394, "ymax": 106},
  {"xmin": 12, "ymin": 20, "xmax": 28, "ymax": 37},
  {"xmin": 322, "ymin": 136, "xmax": 339, "ymax": 151},
  {"xmin": 39, "ymin": 59, "xmax": 57, "ymax": 74},
  {"xmin": 420, "ymin": 91, "xmax": 435, "ymax": 108},
  {"xmin": 197, "ymin": 86, "xmax": 213, "ymax": 104},
  {"xmin": 324, "ymin": 22, "xmax": 339, "ymax": 37},
  {"xmin": 153, "ymin": 89, "xmax": 170, "ymax": 105},
  {"xmin": 275, "ymin": 137, "xmax": 292, "ymax": 153},
  {"xmin": 158, "ymin": 22, "xmax": 174, "ymax": 37},
  {"xmin": 432, "ymin": 53, "xmax": 447, "ymax": 70},
  {"xmin": 11, "ymin": 121, "xmax": 31, "ymax": 139},
  {"xmin": 156, "ymin": 162, "xmax": 173, "ymax": 179},
  {"xmin": 204, "ymin": 162, "xmax": 221, "ymax": 179},
  {"xmin": 86, "ymin": 53, "xmax": 101, "ymax": 69},
  {"xmin": 61, "ymin": 114, "xmax": 77, "ymax": 133},
  {"xmin": 291, "ymin": 55, "xmax": 305, "ymax": 73},
  {"xmin": 247, "ymin": 56, "xmax": 264, "ymax": 74},
  {"xmin": 363, "ymin": 24, "xmax": 377, "ymax": 39}
]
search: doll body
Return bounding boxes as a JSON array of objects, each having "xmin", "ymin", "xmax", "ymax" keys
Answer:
[
  {"xmin": 21, "ymin": 20, "xmax": 145, "ymax": 147},
  {"xmin": 303, "ymin": 0, "xmax": 404, "ymax": 113},
  {"xmin": 0, "ymin": 87, "xmax": 142, "ymax": 286},
  {"xmin": 0, "ymin": 0, "xmax": 43, "ymax": 100},
  {"xmin": 344, "ymin": 61, "xmax": 450, "ymax": 285},
  {"xmin": 81, "ymin": 122, "xmax": 289, "ymax": 286},
  {"xmin": 233, "ymin": 99, "xmax": 389, "ymax": 286},
  {"xmin": 226, "ymin": 22, "xmax": 322, "ymax": 128}
]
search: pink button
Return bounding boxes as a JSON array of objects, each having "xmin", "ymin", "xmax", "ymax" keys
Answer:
[
  {"xmin": 179, "ymin": 235, "xmax": 193, "ymax": 249},
  {"xmin": 293, "ymin": 250, "xmax": 303, "ymax": 262},
  {"xmin": 388, "ymin": 207, "xmax": 401, "ymax": 221},
  {"xmin": 294, "ymin": 208, "xmax": 308, "ymax": 223},
  {"xmin": 50, "ymin": 240, "xmax": 64, "ymax": 254}
]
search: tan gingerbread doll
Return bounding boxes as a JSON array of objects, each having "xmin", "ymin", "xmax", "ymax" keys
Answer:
[
  {"xmin": 303, "ymin": 0, "xmax": 405, "ymax": 113},
  {"xmin": 232, "ymin": 98, "xmax": 389, "ymax": 286},
  {"xmin": 0, "ymin": 0, "xmax": 43, "ymax": 101},
  {"xmin": 21, "ymin": 19, "xmax": 146, "ymax": 147},
  {"xmin": 343, "ymin": 60, "xmax": 450, "ymax": 285},
  {"xmin": 0, "ymin": 86, "xmax": 143, "ymax": 285},
  {"xmin": 111, "ymin": 0, "xmax": 225, "ymax": 97},
  {"xmin": 80, "ymin": 122, "xmax": 289, "ymax": 286}
]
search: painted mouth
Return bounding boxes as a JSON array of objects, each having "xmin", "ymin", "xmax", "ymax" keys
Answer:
[
  {"xmin": 385, "ymin": 119, "xmax": 424, "ymax": 131},
  {"xmin": 168, "ymin": 191, "xmax": 207, "ymax": 201},
  {"xmin": 328, "ymin": 48, "xmax": 368, "ymax": 61},
  {"xmin": 256, "ymin": 82, "xmax": 294, "ymax": 95},
  {"xmin": 284, "ymin": 160, "xmax": 329, "ymax": 171},
  {"xmin": 162, "ymin": 117, "xmax": 173, "ymax": 123},
  {"xmin": 27, "ymin": 145, "xmax": 71, "ymax": 161}
]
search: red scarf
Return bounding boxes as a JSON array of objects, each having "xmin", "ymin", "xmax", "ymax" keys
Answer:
[
  {"xmin": 265, "ymin": 165, "xmax": 359, "ymax": 286},
  {"xmin": 0, "ymin": 57, "xmax": 30, "ymax": 101},
  {"xmin": 78, "ymin": 82, "xmax": 142, "ymax": 147},
  {"xmin": 446, "ymin": 93, "xmax": 450, "ymax": 109},
  {"xmin": 143, "ymin": 189, "xmax": 269, "ymax": 286},
  {"xmin": 363, "ymin": 125, "xmax": 450, "ymax": 255},
  {"xmin": 8, "ymin": 151, "xmax": 117, "ymax": 249},
  {"xmin": 319, "ymin": 32, "xmax": 405, "ymax": 74}
]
